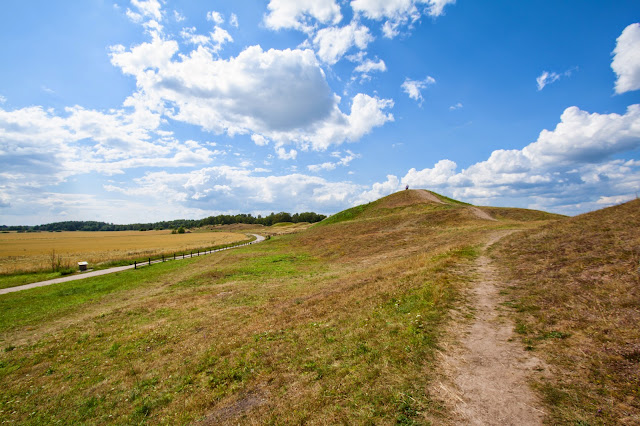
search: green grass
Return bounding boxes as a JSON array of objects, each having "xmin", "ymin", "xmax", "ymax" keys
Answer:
[
  {"xmin": 317, "ymin": 203, "xmax": 369, "ymax": 226},
  {"xmin": 0, "ymin": 270, "xmax": 76, "ymax": 290},
  {"xmin": 0, "ymin": 257, "xmax": 198, "ymax": 333}
]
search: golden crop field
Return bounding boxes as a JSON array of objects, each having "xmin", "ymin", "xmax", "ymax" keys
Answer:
[{"xmin": 0, "ymin": 230, "xmax": 248, "ymax": 274}]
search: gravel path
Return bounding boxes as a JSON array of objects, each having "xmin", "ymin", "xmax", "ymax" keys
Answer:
[{"xmin": 0, "ymin": 234, "xmax": 265, "ymax": 295}]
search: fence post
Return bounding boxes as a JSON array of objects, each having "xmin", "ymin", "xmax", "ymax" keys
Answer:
[
  {"xmin": 197, "ymin": 250, "xmax": 199, "ymax": 256},
  {"xmin": 174, "ymin": 253, "xmax": 175, "ymax": 260},
  {"xmin": 134, "ymin": 261, "xmax": 137, "ymax": 269},
  {"xmin": 149, "ymin": 258, "xmax": 151, "ymax": 265},
  {"xmin": 162, "ymin": 254, "xmax": 164, "ymax": 262}
]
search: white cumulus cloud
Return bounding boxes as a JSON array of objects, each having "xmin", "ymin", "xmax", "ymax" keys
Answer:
[
  {"xmin": 276, "ymin": 147, "xmax": 298, "ymax": 160},
  {"xmin": 180, "ymin": 27, "xmax": 211, "ymax": 46},
  {"xmin": 354, "ymin": 174, "xmax": 401, "ymax": 203},
  {"xmin": 612, "ymin": 22, "xmax": 640, "ymax": 94},
  {"xmin": 308, "ymin": 150, "xmax": 360, "ymax": 172},
  {"xmin": 130, "ymin": 0, "xmax": 162, "ymax": 21},
  {"xmin": 312, "ymin": 21, "xmax": 373, "ymax": 65},
  {"xmin": 354, "ymin": 58, "xmax": 387, "ymax": 74},
  {"xmin": 180, "ymin": 25, "xmax": 232, "ymax": 53},
  {"xmin": 110, "ymin": 40, "xmax": 393, "ymax": 152},
  {"xmin": 0, "ymin": 102, "xmax": 222, "ymax": 203},
  {"xmin": 264, "ymin": 0, "xmax": 342, "ymax": 32},
  {"xmin": 210, "ymin": 26, "xmax": 233, "ymax": 48},
  {"xmin": 352, "ymin": 0, "xmax": 456, "ymax": 38},
  {"xmin": 251, "ymin": 134, "xmax": 269, "ymax": 146},
  {"xmin": 401, "ymin": 76, "xmax": 436, "ymax": 105},
  {"xmin": 206, "ymin": 10, "xmax": 224, "ymax": 25}
]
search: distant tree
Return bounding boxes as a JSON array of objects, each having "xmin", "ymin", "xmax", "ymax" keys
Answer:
[
  {"xmin": 2, "ymin": 210, "xmax": 327, "ymax": 231},
  {"xmin": 272, "ymin": 212, "xmax": 292, "ymax": 224},
  {"xmin": 177, "ymin": 227, "xmax": 185, "ymax": 234},
  {"xmin": 295, "ymin": 212, "xmax": 327, "ymax": 223}
]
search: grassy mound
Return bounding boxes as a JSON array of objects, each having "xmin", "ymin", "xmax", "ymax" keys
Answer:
[
  {"xmin": 319, "ymin": 189, "xmax": 464, "ymax": 226},
  {"xmin": 493, "ymin": 199, "xmax": 640, "ymax": 424},
  {"xmin": 0, "ymin": 190, "xmax": 559, "ymax": 424},
  {"xmin": 320, "ymin": 189, "xmax": 557, "ymax": 228}
]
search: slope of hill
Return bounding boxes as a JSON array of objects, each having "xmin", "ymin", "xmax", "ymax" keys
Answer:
[
  {"xmin": 493, "ymin": 198, "xmax": 640, "ymax": 424},
  {"xmin": 0, "ymin": 190, "xmax": 560, "ymax": 424}
]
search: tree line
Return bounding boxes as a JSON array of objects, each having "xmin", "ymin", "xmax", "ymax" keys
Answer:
[{"xmin": 0, "ymin": 211, "xmax": 326, "ymax": 232}]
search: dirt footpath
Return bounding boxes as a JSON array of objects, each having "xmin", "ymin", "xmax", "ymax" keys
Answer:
[{"xmin": 434, "ymin": 231, "xmax": 547, "ymax": 425}]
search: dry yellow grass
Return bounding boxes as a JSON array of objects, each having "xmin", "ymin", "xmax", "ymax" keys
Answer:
[
  {"xmin": 0, "ymin": 230, "xmax": 247, "ymax": 274},
  {"xmin": 492, "ymin": 199, "xmax": 640, "ymax": 424}
]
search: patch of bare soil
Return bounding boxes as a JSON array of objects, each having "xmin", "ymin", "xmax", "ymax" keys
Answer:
[
  {"xmin": 468, "ymin": 206, "xmax": 497, "ymax": 221},
  {"xmin": 432, "ymin": 231, "xmax": 547, "ymax": 425},
  {"xmin": 415, "ymin": 189, "xmax": 445, "ymax": 204},
  {"xmin": 201, "ymin": 389, "xmax": 267, "ymax": 424}
]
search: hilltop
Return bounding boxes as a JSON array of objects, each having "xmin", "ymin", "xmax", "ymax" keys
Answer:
[{"xmin": 1, "ymin": 189, "xmax": 632, "ymax": 424}]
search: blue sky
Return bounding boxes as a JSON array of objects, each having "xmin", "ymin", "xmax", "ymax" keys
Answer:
[{"xmin": 1, "ymin": 0, "xmax": 639, "ymax": 225}]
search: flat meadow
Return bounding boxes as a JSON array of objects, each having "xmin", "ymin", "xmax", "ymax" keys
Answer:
[{"xmin": 0, "ymin": 230, "xmax": 248, "ymax": 275}]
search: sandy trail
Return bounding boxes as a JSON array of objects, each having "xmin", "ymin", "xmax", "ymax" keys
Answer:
[
  {"xmin": 435, "ymin": 231, "xmax": 546, "ymax": 425},
  {"xmin": 468, "ymin": 206, "xmax": 497, "ymax": 221},
  {"xmin": 416, "ymin": 189, "xmax": 445, "ymax": 204}
]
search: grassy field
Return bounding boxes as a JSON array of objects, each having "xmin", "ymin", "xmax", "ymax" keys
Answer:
[
  {"xmin": 493, "ymin": 199, "xmax": 640, "ymax": 424},
  {"xmin": 0, "ymin": 190, "xmax": 559, "ymax": 424},
  {"xmin": 0, "ymin": 230, "xmax": 249, "ymax": 276}
]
